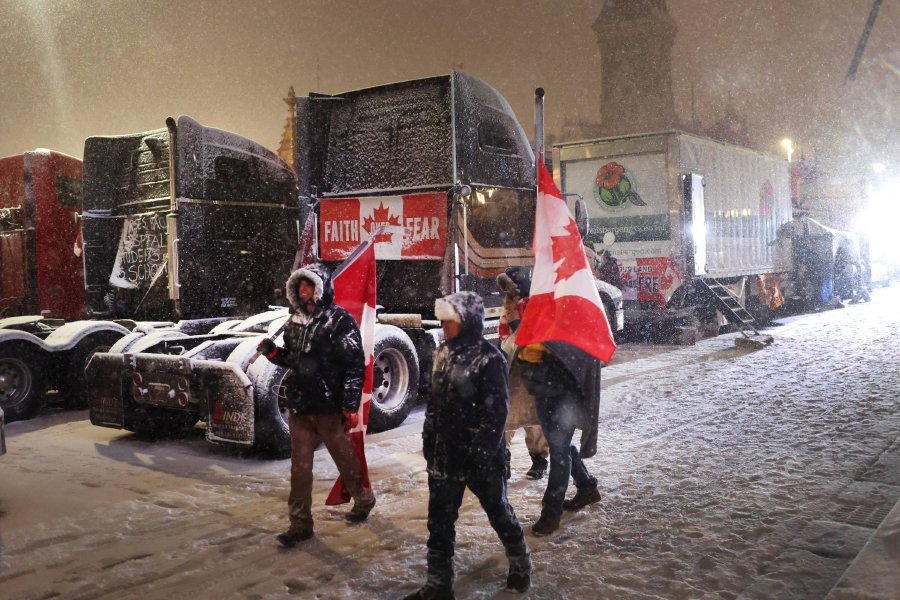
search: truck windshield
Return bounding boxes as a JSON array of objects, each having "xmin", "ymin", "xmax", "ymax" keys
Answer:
[{"xmin": 464, "ymin": 186, "xmax": 534, "ymax": 249}]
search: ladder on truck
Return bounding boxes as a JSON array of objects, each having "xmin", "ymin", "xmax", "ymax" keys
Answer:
[{"xmin": 693, "ymin": 278, "xmax": 773, "ymax": 348}]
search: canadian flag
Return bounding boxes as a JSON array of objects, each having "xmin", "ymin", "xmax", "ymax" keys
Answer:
[
  {"xmin": 291, "ymin": 210, "xmax": 318, "ymax": 271},
  {"xmin": 516, "ymin": 162, "xmax": 617, "ymax": 364},
  {"xmin": 325, "ymin": 236, "xmax": 377, "ymax": 504}
]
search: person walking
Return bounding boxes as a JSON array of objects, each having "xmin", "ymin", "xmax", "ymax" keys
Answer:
[
  {"xmin": 257, "ymin": 263, "xmax": 375, "ymax": 547},
  {"xmin": 497, "ymin": 267, "xmax": 549, "ymax": 481},
  {"xmin": 404, "ymin": 291, "xmax": 531, "ymax": 599},
  {"xmin": 516, "ymin": 341, "xmax": 603, "ymax": 536}
]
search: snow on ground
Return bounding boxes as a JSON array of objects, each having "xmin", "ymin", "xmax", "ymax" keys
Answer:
[{"xmin": 1, "ymin": 285, "xmax": 899, "ymax": 599}]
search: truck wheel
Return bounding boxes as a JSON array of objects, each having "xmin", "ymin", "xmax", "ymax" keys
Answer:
[
  {"xmin": 129, "ymin": 406, "xmax": 200, "ymax": 438},
  {"xmin": 246, "ymin": 359, "xmax": 292, "ymax": 459},
  {"xmin": 0, "ymin": 342, "xmax": 47, "ymax": 422},
  {"xmin": 368, "ymin": 325, "xmax": 419, "ymax": 433},
  {"xmin": 61, "ymin": 331, "xmax": 126, "ymax": 409}
]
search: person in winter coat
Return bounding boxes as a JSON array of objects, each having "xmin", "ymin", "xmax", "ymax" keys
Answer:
[
  {"xmin": 497, "ymin": 267, "xmax": 549, "ymax": 481},
  {"xmin": 516, "ymin": 341, "xmax": 603, "ymax": 536},
  {"xmin": 257, "ymin": 263, "xmax": 375, "ymax": 547},
  {"xmin": 403, "ymin": 291, "xmax": 531, "ymax": 599}
]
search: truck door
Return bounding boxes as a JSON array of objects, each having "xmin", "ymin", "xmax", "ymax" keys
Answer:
[{"xmin": 683, "ymin": 173, "xmax": 706, "ymax": 276}]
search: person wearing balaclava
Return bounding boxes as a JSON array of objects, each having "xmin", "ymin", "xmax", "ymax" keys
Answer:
[
  {"xmin": 403, "ymin": 291, "xmax": 531, "ymax": 599},
  {"xmin": 257, "ymin": 262, "xmax": 375, "ymax": 547}
]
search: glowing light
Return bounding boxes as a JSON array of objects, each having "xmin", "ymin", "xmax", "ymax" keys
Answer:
[
  {"xmin": 780, "ymin": 138, "xmax": 794, "ymax": 163},
  {"xmin": 855, "ymin": 176, "xmax": 900, "ymax": 266}
]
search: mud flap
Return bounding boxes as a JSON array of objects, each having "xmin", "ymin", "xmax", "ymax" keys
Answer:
[
  {"xmin": 86, "ymin": 352, "xmax": 127, "ymax": 428},
  {"xmin": 200, "ymin": 362, "xmax": 255, "ymax": 446}
]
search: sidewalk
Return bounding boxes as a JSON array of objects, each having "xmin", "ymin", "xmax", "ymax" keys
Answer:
[{"xmin": 827, "ymin": 458, "xmax": 900, "ymax": 599}]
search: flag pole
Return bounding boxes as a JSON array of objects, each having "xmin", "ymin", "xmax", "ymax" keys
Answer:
[{"xmin": 534, "ymin": 87, "xmax": 545, "ymax": 180}]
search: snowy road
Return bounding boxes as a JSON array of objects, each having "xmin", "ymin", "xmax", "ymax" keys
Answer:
[{"xmin": 1, "ymin": 286, "xmax": 899, "ymax": 600}]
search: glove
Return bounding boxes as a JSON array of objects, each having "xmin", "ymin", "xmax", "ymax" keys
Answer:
[
  {"xmin": 342, "ymin": 409, "xmax": 359, "ymax": 431},
  {"xmin": 256, "ymin": 338, "xmax": 277, "ymax": 358}
]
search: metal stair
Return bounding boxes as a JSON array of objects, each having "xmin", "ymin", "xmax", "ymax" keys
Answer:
[{"xmin": 692, "ymin": 277, "xmax": 764, "ymax": 341}]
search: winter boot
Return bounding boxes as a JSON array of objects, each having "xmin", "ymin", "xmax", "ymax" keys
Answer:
[
  {"xmin": 404, "ymin": 551, "xmax": 455, "ymax": 600},
  {"xmin": 530, "ymin": 514, "xmax": 560, "ymax": 537},
  {"xmin": 276, "ymin": 522, "xmax": 313, "ymax": 547},
  {"xmin": 505, "ymin": 548, "xmax": 532, "ymax": 593},
  {"xmin": 345, "ymin": 490, "xmax": 376, "ymax": 523},
  {"xmin": 562, "ymin": 485, "xmax": 602, "ymax": 511},
  {"xmin": 525, "ymin": 453, "xmax": 548, "ymax": 480},
  {"xmin": 401, "ymin": 584, "xmax": 456, "ymax": 600},
  {"xmin": 504, "ymin": 448, "xmax": 512, "ymax": 481}
]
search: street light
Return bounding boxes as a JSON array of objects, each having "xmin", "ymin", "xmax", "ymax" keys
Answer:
[{"xmin": 781, "ymin": 138, "xmax": 794, "ymax": 163}]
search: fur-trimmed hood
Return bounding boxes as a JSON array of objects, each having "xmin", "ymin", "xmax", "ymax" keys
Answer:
[
  {"xmin": 434, "ymin": 291, "xmax": 484, "ymax": 338},
  {"xmin": 285, "ymin": 263, "xmax": 333, "ymax": 309}
]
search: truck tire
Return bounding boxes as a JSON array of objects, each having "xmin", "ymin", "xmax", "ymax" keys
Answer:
[
  {"xmin": 61, "ymin": 331, "xmax": 126, "ymax": 409},
  {"xmin": 0, "ymin": 342, "xmax": 47, "ymax": 422},
  {"xmin": 368, "ymin": 325, "xmax": 419, "ymax": 433},
  {"xmin": 245, "ymin": 358, "xmax": 292, "ymax": 459}
]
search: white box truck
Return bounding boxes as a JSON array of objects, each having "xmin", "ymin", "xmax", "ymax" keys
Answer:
[{"xmin": 553, "ymin": 131, "xmax": 793, "ymax": 336}]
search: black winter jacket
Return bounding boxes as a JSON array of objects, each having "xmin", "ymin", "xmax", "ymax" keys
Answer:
[
  {"xmin": 424, "ymin": 292, "xmax": 509, "ymax": 480},
  {"xmin": 270, "ymin": 265, "xmax": 365, "ymax": 415}
]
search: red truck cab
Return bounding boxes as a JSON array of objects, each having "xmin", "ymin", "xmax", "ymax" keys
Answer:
[{"xmin": 0, "ymin": 150, "xmax": 85, "ymax": 319}]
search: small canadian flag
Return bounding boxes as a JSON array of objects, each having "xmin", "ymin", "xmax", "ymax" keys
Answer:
[
  {"xmin": 516, "ymin": 162, "xmax": 617, "ymax": 364},
  {"xmin": 325, "ymin": 236, "xmax": 377, "ymax": 505}
]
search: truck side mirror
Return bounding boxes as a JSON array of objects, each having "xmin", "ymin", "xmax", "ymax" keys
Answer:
[{"xmin": 574, "ymin": 197, "xmax": 590, "ymax": 239}]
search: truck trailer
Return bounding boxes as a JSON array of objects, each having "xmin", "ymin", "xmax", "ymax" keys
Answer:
[
  {"xmin": 86, "ymin": 71, "xmax": 624, "ymax": 458},
  {"xmin": 553, "ymin": 131, "xmax": 794, "ymax": 337}
]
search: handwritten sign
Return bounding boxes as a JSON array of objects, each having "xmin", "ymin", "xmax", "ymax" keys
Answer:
[{"xmin": 109, "ymin": 213, "xmax": 167, "ymax": 289}]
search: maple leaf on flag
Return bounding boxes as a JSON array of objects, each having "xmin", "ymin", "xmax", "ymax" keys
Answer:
[
  {"xmin": 516, "ymin": 161, "xmax": 617, "ymax": 365},
  {"xmin": 551, "ymin": 218, "xmax": 590, "ymax": 283},
  {"xmin": 362, "ymin": 202, "xmax": 401, "ymax": 243}
]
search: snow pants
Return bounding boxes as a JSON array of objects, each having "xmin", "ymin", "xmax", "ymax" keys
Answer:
[
  {"xmin": 287, "ymin": 413, "xmax": 367, "ymax": 528},
  {"xmin": 521, "ymin": 359, "xmax": 598, "ymax": 521},
  {"xmin": 425, "ymin": 472, "xmax": 527, "ymax": 586}
]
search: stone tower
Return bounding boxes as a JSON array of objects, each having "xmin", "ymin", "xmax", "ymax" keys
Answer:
[{"xmin": 594, "ymin": 0, "xmax": 679, "ymax": 136}]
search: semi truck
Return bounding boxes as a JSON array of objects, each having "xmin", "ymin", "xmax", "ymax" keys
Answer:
[
  {"xmin": 0, "ymin": 149, "xmax": 123, "ymax": 421},
  {"xmin": 86, "ymin": 71, "xmax": 624, "ymax": 458},
  {"xmin": 0, "ymin": 117, "xmax": 298, "ymax": 421},
  {"xmin": 552, "ymin": 131, "xmax": 796, "ymax": 338}
]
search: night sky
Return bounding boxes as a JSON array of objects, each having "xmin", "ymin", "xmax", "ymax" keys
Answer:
[{"xmin": 2, "ymin": 0, "xmax": 897, "ymax": 174}]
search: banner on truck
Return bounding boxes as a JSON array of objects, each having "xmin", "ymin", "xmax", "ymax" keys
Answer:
[
  {"xmin": 618, "ymin": 257, "xmax": 683, "ymax": 307},
  {"xmin": 319, "ymin": 193, "xmax": 447, "ymax": 261}
]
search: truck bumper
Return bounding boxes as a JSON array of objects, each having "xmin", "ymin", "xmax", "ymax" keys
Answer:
[{"xmin": 86, "ymin": 352, "xmax": 256, "ymax": 446}]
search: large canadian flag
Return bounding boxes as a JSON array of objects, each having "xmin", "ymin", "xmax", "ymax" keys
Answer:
[
  {"xmin": 325, "ymin": 237, "xmax": 377, "ymax": 504},
  {"xmin": 516, "ymin": 162, "xmax": 617, "ymax": 364}
]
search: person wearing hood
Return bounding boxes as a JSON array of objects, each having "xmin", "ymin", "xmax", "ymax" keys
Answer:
[
  {"xmin": 404, "ymin": 291, "xmax": 531, "ymax": 599},
  {"xmin": 257, "ymin": 262, "xmax": 375, "ymax": 547},
  {"xmin": 496, "ymin": 267, "xmax": 549, "ymax": 481},
  {"xmin": 516, "ymin": 337, "xmax": 604, "ymax": 537}
]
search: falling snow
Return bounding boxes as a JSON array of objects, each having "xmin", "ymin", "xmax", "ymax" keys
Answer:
[{"xmin": 1, "ymin": 286, "xmax": 899, "ymax": 599}]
